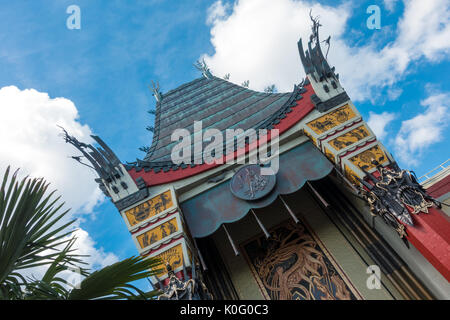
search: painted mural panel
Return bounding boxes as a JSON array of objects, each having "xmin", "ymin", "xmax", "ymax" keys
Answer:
[
  {"xmin": 344, "ymin": 164, "xmax": 361, "ymax": 186},
  {"xmin": 124, "ymin": 190, "xmax": 173, "ymax": 227},
  {"xmin": 136, "ymin": 218, "xmax": 179, "ymax": 249},
  {"xmin": 306, "ymin": 104, "xmax": 357, "ymax": 135},
  {"xmin": 153, "ymin": 243, "xmax": 184, "ymax": 278},
  {"xmin": 329, "ymin": 125, "xmax": 370, "ymax": 151},
  {"xmin": 323, "ymin": 146, "xmax": 335, "ymax": 163},
  {"xmin": 349, "ymin": 145, "xmax": 387, "ymax": 171},
  {"xmin": 241, "ymin": 221, "xmax": 362, "ymax": 300}
]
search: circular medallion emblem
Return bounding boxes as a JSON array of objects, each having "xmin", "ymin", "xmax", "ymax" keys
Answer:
[{"xmin": 230, "ymin": 164, "xmax": 276, "ymax": 201}]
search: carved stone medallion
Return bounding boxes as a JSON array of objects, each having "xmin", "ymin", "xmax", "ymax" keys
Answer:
[{"xmin": 230, "ymin": 164, "xmax": 276, "ymax": 201}]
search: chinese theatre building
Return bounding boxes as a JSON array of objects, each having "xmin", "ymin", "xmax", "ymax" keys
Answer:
[{"xmin": 63, "ymin": 19, "xmax": 450, "ymax": 300}]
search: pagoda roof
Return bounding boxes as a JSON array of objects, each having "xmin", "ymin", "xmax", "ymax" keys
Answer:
[
  {"xmin": 144, "ymin": 76, "xmax": 301, "ymax": 163},
  {"xmin": 124, "ymin": 75, "xmax": 316, "ymax": 186}
]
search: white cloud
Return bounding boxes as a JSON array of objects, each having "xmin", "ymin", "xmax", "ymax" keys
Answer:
[
  {"xmin": 387, "ymin": 87, "xmax": 403, "ymax": 101},
  {"xmin": 203, "ymin": 0, "xmax": 350, "ymax": 92},
  {"xmin": 70, "ymin": 229, "xmax": 119, "ymax": 269},
  {"xmin": 19, "ymin": 229, "xmax": 119, "ymax": 286},
  {"xmin": 0, "ymin": 85, "xmax": 118, "ymax": 281},
  {"xmin": 0, "ymin": 85, "xmax": 103, "ymax": 214},
  {"xmin": 202, "ymin": 0, "xmax": 450, "ymax": 102},
  {"xmin": 367, "ymin": 111, "xmax": 396, "ymax": 140},
  {"xmin": 207, "ymin": 0, "xmax": 230, "ymax": 25},
  {"xmin": 393, "ymin": 92, "xmax": 450, "ymax": 165},
  {"xmin": 383, "ymin": 0, "xmax": 398, "ymax": 13}
]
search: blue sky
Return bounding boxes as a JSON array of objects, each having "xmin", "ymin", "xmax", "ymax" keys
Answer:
[{"xmin": 0, "ymin": 0, "xmax": 448, "ymax": 291}]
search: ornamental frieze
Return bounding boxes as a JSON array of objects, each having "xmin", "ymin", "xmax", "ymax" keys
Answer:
[
  {"xmin": 349, "ymin": 145, "xmax": 387, "ymax": 171},
  {"xmin": 306, "ymin": 104, "xmax": 357, "ymax": 135},
  {"xmin": 124, "ymin": 189, "xmax": 173, "ymax": 227},
  {"xmin": 136, "ymin": 217, "xmax": 179, "ymax": 249},
  {"xmin": 329, "ymin": 125, "xmax": 370, "ymax": 151}
]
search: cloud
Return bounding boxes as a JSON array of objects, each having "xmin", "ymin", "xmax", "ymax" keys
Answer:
[
  {"xmin": 367, "ymin": 111, "xmax": 396, "ymax": 140},
  {"xmin": 0, "ymin": 85, "xmax": 103, "ymax": 214},
  {"xmin": 203, "ymin": 0, "xmax": 350, "ymax": 92},
  {"xmin": 202, "ymin": 0, "xmax": 450, "ymax": 102},
  {"xmin": 0, "ymin": 85, "xmax": 118, "ymax": 279},
  {"xmin": 393, "ymin": 91, "xmax": 450, "ymax": 165},
  {"xmin": 383, "ymin": 0, "xmax": 398, "ymax": 13},
  {"xmin": 70, "ymin": 229, "xmax": 119, "ymax": 269},
  {"xmin": 19, "ymin": 229, "xmax": 119, "ymax": 286},
  {"xmin": 207, "ymin": 0, "xmax": 230, "ymax": 25}
]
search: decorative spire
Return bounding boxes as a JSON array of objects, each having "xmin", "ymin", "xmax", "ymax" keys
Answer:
[
  {"xmin": 59, "ymin": 126, "xmax": 125, "ymax": 197},
  {"xmin": 194, "ymin": 59, "xmax": 213, "ymax": 79},
  {"xmin": 264, "ymin": 84, "xmax": 276, "ymax": 93},
  {"xmin": 297, "ymin": 10, "xmax": 337, "ymax": 83},
  {"xmin": 149, "ymin": 80, "xmax": 162, "ymax": 103},
  {"xmin": 139, "ymin": 146, "xmax": 150, "ymax": 153}
]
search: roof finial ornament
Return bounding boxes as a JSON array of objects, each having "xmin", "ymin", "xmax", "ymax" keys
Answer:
[
  {"xmin": 298, "ymin": 10, "xmax": 338, "ymax": 85},
  {"xmin": 309, "ymin": 9, "xmax": 321, "ymax": 42},
  {"xmin": 58, "ymin": 125, "xmax": 124, "ymax": 197},
  {"xmin": 223, "ymin": 73, "xmax": 230, "ymax": 80},
  {"xmin": 194, "ymin": 59, "xmax": 213, "ymax": 79},
  {"xmin": 322, "ymin": 35, "xmax": 331, "ymax": 59},
  {"xmin": 149, "ymin": 80, "xmax": 162, "ymax": 103},
  {"xmin": 241, "ymin": 80, "xmax": 249, "ymax": 88},
  {"xmin": 264, "ymin": 84, "xmax": 276, "ymax": 93}
]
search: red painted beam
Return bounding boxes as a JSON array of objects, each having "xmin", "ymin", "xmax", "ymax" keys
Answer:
[
  {"xmin": 426, "ymin": 174, "xmax": 450, "ymax": 199},
  {"xmin": 367, "ymin": 169, "xmax": 450, "ymax": 281},
  {"xmin": 406, "ymin": 206, "xmax": 450, "ymax": 282}
]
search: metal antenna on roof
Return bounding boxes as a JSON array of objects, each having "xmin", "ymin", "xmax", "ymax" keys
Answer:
[
  {"xmin": 194, "ymin": 59, "xmax": 213, "ymax": 79},
  {"xmin": 149, "ymin": 80, "xmax": 162, "ymax": 103}
]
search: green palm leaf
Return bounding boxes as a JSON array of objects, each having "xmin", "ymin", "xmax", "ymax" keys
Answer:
[
  {"xmin": 0, "ymin": 166, "xmax": 163, "ymax": 300},
  {"xmin": 0, "ymin": 166, "xmax": 77, "ymax": 298},
  {"xmin": 68, "ymin": 256, "xmax": 163, "ymax": 300}
]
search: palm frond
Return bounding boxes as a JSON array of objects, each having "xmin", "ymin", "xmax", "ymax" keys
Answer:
[
  {"xmin": 0, "ymin": 166, "xmax": 77, "ymax": 298},
  {"xmin": 68, "ymin": 256, "xmax": 162, "ymax": 300}
]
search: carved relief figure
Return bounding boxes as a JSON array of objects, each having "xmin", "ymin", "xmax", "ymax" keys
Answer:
[{"xmin": 243, "ymin": 222, "xmax": 360, "ymax": 300}]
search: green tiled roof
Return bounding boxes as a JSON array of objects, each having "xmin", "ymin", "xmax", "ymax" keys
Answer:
[{"xmin": 143, "ymin": 76, "xmax": 301, "ymax": 164}]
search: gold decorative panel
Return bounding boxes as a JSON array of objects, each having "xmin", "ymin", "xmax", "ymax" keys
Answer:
[
  {"xmin": 137, "ymin": 218, "xmax": 179, "ymax": 249},
  {"xmin": 304, "ymin": 130, "xmax": 317, "ymax": 146},
  {"xmin": 241, "ymin": 221, "xmax": 362, "ymax": 300},
  {"xmin": 153, "ymin": 243, "xmax": 184, "ymax": 277},
  {"xmin": 306, "ymin": 104, "xmax": 357, "ymax": 135},
  {"xmin": 124, "ymin": 190, "xmax": 173, "ymax": 227},
  {"xmin": 344, "ymin": 164, "xmax": 360, "ymax": 186},
  {"xmin": 349, "ymin": 145, "xmax": 387, "ymax": 171},
  {"xmin": 329, "ymin": 125, "xmax": 370, "ymax": 151},
  {"xmin": 324, "ymin": 146, "xmax": 335, "ymax": 163}
]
